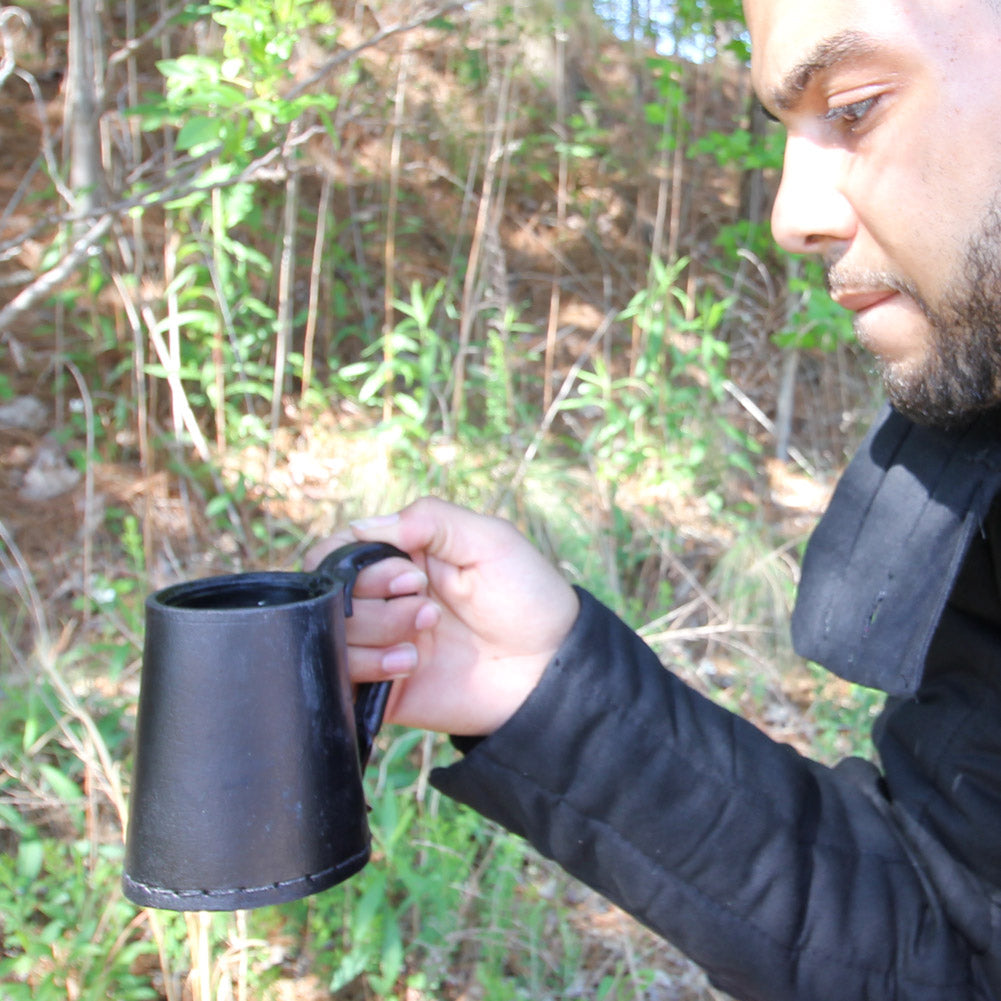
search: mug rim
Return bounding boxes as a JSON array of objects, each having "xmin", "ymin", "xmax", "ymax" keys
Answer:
[{"xmin": 149, "ymin": 570, "xmax": 334, "ymax": 613}]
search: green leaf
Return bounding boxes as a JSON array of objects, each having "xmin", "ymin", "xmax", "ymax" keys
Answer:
[
  {"xmin": 156, "ymin": 55, "xmax": 214, "ymax": 83},
  {"xmin": 358, "ymin": 366, "xmax": 389, "ymax": 405},
  {"xmin": 40, "ymin": 920, "xmax": 65, "ymax": 946},
  {"xmin": 152, "ymin": 309, "xmax": 218, "ymax": 335},
  {"xmin": 21, "ymin": 710, "xmax": 38, "ymax": 752},
  {"xmin": 16, "ymin": 840, "xmax": 44, "ymax": 881},
  {"xmin": 329, "ymin": 948, "xmax": 370, "ymax": 993},
  {"xmin": 205, "ymin": 495, "xmax": 232, "ymax": 519},
  {"xmin": 373, "ymin": 918, "xmax": 404, "ymax": 994},
  {"xmin": 39, "ymin": 764, "xmax": 82, "ymax": 802},
  {"xmin": 393, "ymin": 393, "xmax": 426, "ymax": 422},
  {"xmin": 352, "ymin": 871, "xmax": 387, "ymax": 940},
  {"xmin": 175, "ymin": 115, "xmax": 223, "ymax": 152},
  {"xmin": 336, "ymin": 361, "xmax": 372, "ymax": 381}
]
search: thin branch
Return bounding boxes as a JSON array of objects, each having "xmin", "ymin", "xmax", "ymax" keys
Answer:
[
  {"xmin": 0, "ymin": 517, "xmax": 49, "ymax": 651},
  {"xmin": 285, "ymin": 1, "xmax": 464, "ymax": 100},
  {"xmin": 382, "ymin": 39, "xmax": 412, "ymax": 422},
  {"xmin": 0, "ymin": 215, "xmax": 113, "ymax": 332},
  {"xmin": 0, "ymin": 7, "xmax": 31, "ymax": 91},
  {"xmin": 62, "ymin": 359, "xmax": 97, "ymax": 622},
  {"xmin": 106, "ymin": 0, "xmax": 190, "ymax": 67},
  {"xmin": 269, "ymin": 160, "xmax": 301, "ymax": 507},
  {"xmin": 15, "ymin": 67, "xmax": 76, "ymax": 208},
  {"xmin": 722, "ymin": 377, "xmax": 815, "ymax": 476},
  {"xmin": 452, "ymin": 44, "xmax": 515, "ymax": 424},
  {"xmin": 301, "ymin": 174, "xmax": 332, "ymax": 400},
  {"xmin": 543, "ymin": 6, "xmax": 569, "ymax": 413},
  {"xmin": 111, "ymin": 272, "xmax": 212, "ymax": 462},
  {"xmin": 0, "ymin": 120, "xmax": 334, "ymax": 262}
]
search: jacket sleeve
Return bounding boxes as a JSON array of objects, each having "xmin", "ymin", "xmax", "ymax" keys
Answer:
[{"xmin": 430, "ymin": 588, "xmax": 1001, "ymax": 1001}]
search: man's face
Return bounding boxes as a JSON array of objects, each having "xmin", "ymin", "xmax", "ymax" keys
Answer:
[{"xmin": 745, "ymin": 0, "xmax": 1001, "ymax": 427}]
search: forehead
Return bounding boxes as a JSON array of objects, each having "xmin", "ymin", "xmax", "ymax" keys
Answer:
[{"xmin": 744, "ymin": 0, "xmax": 971, "ymax": 103}]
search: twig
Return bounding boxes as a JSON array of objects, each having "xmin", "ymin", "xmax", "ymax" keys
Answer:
[
  {"xmin": 639, "ymin": 621, "xmax": 765, "ymax": 645},
  {"xmin": 0, "ymin": 215, "xmax": 113, "ymax": 332},
  {"xmin": 107, "ymin": 0, "xmax": 189, "ymax": 67},
  {"xmin": 722, "ymin": 378, "xmax": 815, "ymax": 476},
  {"xmin": 0, "ymin": 517, "xmax": 49, "ymax": 651},
  {"xmin": 144, "ymin": 909, "xmax": 180, "ymax": 1001},
  {"xmin": 184, "ymin": 912, "xmax": 212, "ymax": 1001},
  {"xmin": 273, "ymin": 159, "xmax": 301, "ymax": 430},
  {"xmin": 382, "ymin": 37, "xmax": 413, "ymax": 422},
  {"xmin": 9, "ymin": 62, "xmax": 76, "ymax": 207},
  {"xmin": 62, "ymin": 360, "xmax": 96, "ymax": 622},
  {"xmin": 301, "ymin": 174, "xmax": 332, "ymax": 400},
  {"xmin": 0, "ymin": 119, "xmax": 330, "ymax": 265},
  {"xmin": 543, "ymin": 6, "xmax": 569, "ymax": 413},
  {"xmin": 111, "ymin": 227, "xmax": 157, "ymax": 568},
  {"xmin": 285, "ymin": 1, "xmax": 464, "ymax": 101},
  {"xmin": 111, "ymin": 272, "xmax": 212, "ymax": 462},
  {"xmin": 452, "ymin": 43, "xmax": 514, "ymax": 424},
  {"xmin": 236, "ymin": 910, "xmax": 249, "ymax": 1001},
  {"xmin": 38, "ymin": 626, "xmax": 128, "ymax": 831},
  {"xmin": 0, "ymin": 8, "xmax": 32, "ymax": 91}
]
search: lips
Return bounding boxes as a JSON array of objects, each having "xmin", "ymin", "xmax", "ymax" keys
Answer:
[{"xmin": 830, "ymin": 289, "xmax": 899, "ymax": 313}]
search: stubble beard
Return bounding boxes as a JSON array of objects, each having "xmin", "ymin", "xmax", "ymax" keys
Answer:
[{"xmin": 832, "ymin": 203, "xmax": 1001, "ymax": 430}]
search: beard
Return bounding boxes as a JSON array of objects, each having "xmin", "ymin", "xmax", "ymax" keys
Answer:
[{"xmin": 828, "ymin": 203, "xmax": 1001, "ymax": 430}]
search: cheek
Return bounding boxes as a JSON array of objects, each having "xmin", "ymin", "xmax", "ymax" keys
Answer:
[
  {"xmin": 907, "ymin": 105, "xmax": 1001, "ymax": 262},
  {"xmin": 850, "ymin": 135, "xmax": 956, "ymax": 292}
]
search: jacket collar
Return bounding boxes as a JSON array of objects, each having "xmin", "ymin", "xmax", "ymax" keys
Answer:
[{"xmin": 792, "ymin": 405, "xmax": 1001, "ymax": 694}]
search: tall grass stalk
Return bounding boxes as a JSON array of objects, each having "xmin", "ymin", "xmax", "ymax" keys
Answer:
[
  {"xmin": 382, "ymin": 37, "xmax": 413, "ymax": 423},
  {"xmin": 301, "ymin": 174, "xmax": 333, "ymax": 401},
  {"xmin": 543, "ymin": 0, "xmax": 569, "ymax": 413},
  {"xmin": 452, "ymin": 35, "xmax": 515, "ymax": 426}
]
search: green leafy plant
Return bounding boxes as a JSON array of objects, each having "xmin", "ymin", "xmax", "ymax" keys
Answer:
[
  {"xmin": 561, "ymin": 257, "xmax": 757, "ymax": 491},
  {"xmin": 128, "ymin": 0, "xmax": 344, "ymax": 454},
  {"xmin": 774, "ymin": 262, "xmax": 856, "ymax": 352},
  {"xmin": 0, "ymin": 837, "xmax": 156, "ymax": 1001},
  {"xmin": 0, "ymin": 665, "xmax": 154, "ymax": 1001}
]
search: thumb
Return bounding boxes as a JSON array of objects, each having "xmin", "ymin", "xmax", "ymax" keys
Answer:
[{"xmin": 350, "ymin": 497, "xmax": 512, "ymax": 566}]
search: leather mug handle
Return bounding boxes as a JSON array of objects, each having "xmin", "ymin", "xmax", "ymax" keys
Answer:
[{"xmin": 315, "ymin": 540, "xmax": 411, "ymax": 768}]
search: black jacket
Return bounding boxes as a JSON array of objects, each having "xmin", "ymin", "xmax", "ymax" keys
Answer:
[{"xmin": 431, "ymin": 410, "xmax": 1001, "ymax": 1001}]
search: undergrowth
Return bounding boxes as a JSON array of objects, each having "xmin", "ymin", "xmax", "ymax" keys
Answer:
[
  {"xmin": 0, "ymin": 0, "xmax": 881, "ymax": 997},
  {"xmin": 0, "ymin": 409, "xmax": 881, "ymax": 999}
]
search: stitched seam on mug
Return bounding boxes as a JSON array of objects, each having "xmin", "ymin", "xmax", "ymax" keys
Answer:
[{"xmin": 123, "ymin": 845, "xmax": 370, "ymax": 902}]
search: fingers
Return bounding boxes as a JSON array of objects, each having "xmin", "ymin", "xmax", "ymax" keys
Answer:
[
  {"xmin": 349, "ymin": 496, "xmax": 578, "ymax": 659},
  {"xmin": 344, "ymin": 593, "xmax": 441, "ymax": 682},
  {"xmin": 315, "ymin": 496, "xmax": 573, "ymax": 735},
  {"xmin": 305, "ymin": 531, "xmax": 427, "ymax": 599},
  {"xmin": 346, "ymin": 558, "xmax": 428, "ymax": 599},
  {"xmin": 347, "ymin": 639, "xmax": 419, "ymax": 681},
  {"xmin": 345, "ymin": 593, "xmax": 425, "ymax": 645},
  {"xmin": 350, "ymin": 497, "xmax": 517, "ymax": 567}
]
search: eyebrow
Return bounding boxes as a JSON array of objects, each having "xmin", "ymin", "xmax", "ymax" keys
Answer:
[{"xmin": 767, "ymin": 30, "xmax": 881, "ymax": 112}]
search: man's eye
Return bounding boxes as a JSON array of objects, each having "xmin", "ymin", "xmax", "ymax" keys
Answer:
[{"xmin": 823, "ymin": 97, "xmax": 878, "ymax": 129}]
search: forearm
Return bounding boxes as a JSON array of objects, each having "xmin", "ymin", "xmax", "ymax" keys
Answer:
[{"xmin": 431, "ymin": 589, "xmax": 981, "ymax": 1001}]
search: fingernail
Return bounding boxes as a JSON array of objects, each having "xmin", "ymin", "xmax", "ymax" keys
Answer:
[
  {"xmin": 351, "ymin": 513, "xmax": 400, "ymax": 532},
  {"xmin": 381, "ymin": 643, "xmax": 418, "ymax": 676},
  {"xmin": 388, "ymin": 569, "xmax": 428, "ymax": 596},
  {"xmin": 414, "ymin": 602, "xmax": 441, "ymax": 631}
]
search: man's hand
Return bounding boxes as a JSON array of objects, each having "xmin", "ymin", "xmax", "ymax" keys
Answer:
[{"xmin": 306, "ymin": 497, "xmax": 580, "ymax": 736}]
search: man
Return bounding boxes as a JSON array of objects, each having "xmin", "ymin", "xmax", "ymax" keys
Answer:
[{"xmin": 311, "ymin": 1, "xmax": 1001, "ymax": 997}]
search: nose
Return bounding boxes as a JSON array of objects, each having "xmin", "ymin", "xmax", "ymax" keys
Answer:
[{"xmin": 770, "ymin": 133, "xmax": 857, "ymax": 256}]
